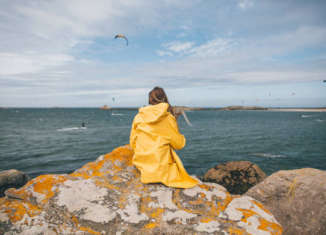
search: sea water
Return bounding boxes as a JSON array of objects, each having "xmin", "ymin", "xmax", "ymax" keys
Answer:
[{"xmin": 0, "ymin": 108, "xmax": 325, "ymax": 179}]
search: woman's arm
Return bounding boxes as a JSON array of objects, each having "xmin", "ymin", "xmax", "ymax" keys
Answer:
[{"xmin": 166, "ymin": 115, "xmax": 186, "ymax": 150}]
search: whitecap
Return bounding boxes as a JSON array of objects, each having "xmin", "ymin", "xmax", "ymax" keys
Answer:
[
  {"xmin": 111, "ymin": 113, "xmax": 123, "ymax": 116},
  {"xmin": 251, "ymin": 153, "xmax": 287, "ymax": 158},
  {"xmin": 57, "ymin": 127, "xmax": 87, "ymax": 132},
  {"xmin": 301, "ymin": 115, "xmax": 318, "ymax": 118}
]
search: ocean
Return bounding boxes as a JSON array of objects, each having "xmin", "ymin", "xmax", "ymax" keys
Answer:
[{"xmin": 0, "ymin": 108, "xmax": 325, "ymax": 179}]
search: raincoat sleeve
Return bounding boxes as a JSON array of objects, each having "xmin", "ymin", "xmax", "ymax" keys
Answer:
[
  {"xmin": 167, "ymin": 115, "xmax": 186, "ymax": 150},
  {"xmin": 130, "ymin": 120, "xmax": 137, "ymax": 150}
]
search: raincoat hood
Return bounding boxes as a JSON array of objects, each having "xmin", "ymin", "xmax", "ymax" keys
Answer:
[{"xmin": 139, "ymin": 103, "xmax": 169, "ymax": 124}]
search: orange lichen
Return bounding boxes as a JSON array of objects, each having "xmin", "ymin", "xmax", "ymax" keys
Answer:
[
  {"xmin": 1, "ymin": 199, "xmax": 42, "ymax": 223},
  {"xmin": 172, "ymin": 189, "xmax": 181, "ymax": 206},
  {"xmin": 198, "ymin": 184, "xmax": 214, "ymax": 191},
  {"xmin": 107, "ymin": 146, "xmax": 134, "ymax": 170},
  {"xmin": 5, "ymin": 187, "xmax": 31, "ymax": 202},
  {"xmin": 236, "ymin": 207, "xmax": 282, "ymax": 234},
  {"xmin": 144, "ymin": 222, "xmax": 157, "ymax": 229},
  {"xmin": 71, "ymin": 145, "xmax": 134, "ymax": 178},
  {"xmin": 252, "ymin": 200, "xmax": 272, "ymax": 216},
  {"xmin": 237, "ymin": 208, "xmax": 260, "ymax": 223},
  {"xmin": 228, "ymin": 226, "xmax": 247, "ymax": 235},
  {"xmin": 0, "ymin": 197, "xmax": 6, "ymax": 204},
  {"xmin": 71, "ymin": 158, "xmax": 106, "ymax": 179},
  {"xmin": 79, "ymin": 226, "xmax": 101, "ymax": 235},
  {"xmin": 287, "ymin": 177, "xmax": 299, "ymax": 198},
  {"xmin": 32, "ymin": 175, "xmax": 67, "ymax": 203},
  {"xmin": 150, "ymin": 207, "xmax": 165, "ymax": 218},
  {"xmin": 93, "ymin": 178, "xmax": 121, "ymax": 191},
  {"xmin": 258, "ymin": 217, "xmax": 283, "ymax": 234},
  {"xmin": 210, "ymin": 193, "xmax": 233, "ymax": 215},
  {"xmin": 200, "ymin": 217, "xmax": 214, "ymax": 223}
]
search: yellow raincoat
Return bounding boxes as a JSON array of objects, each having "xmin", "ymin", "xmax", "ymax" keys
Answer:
[{"xmin": 130, "ymin": 103, "xmax": 198, "ymax": 188}]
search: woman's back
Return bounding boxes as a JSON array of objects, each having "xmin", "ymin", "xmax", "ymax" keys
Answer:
[{"xmin": 130, "ymin": 103, "xmax": 198, "ymax": 188}]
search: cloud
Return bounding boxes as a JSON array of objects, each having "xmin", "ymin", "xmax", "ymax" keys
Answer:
[
  {"xmin": 238, "ymin": 0, "xmax": 254, "ymax": 10},
  {"xmin": 162, "ymin": 41, "xmax": 195, "ymax": 53},
  {"xmin": 0, "ymin": 0, "xmax": 326, "ymax": 107},
  {"xmin": 189, "ymin": 38, "xmax": 239, "ymax": 57},
  {"xmin": 0, "ymin": 52, "xmax": 73, "ymax": 75},
  {"xmin": 160, "ymin": 38, "xmax": 239, "ymax": 58},
  {"xmin": 156, "ymin": 51, "xmax": 174, "ymax": 56}
]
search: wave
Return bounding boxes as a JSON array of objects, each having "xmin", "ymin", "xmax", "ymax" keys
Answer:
[
  {"xmin": 57, "ymin": 127, "xmax": 87, "ymax": 132},
  {"xmin": 111, "ymin": 113, "xmax": 123, "ymax": 116},
  {"xmin": 315, "ymin": 119, "xmax": 324, "ymax": 122},
  {"xmin": 251, "ymin": 153, "xmax": 287, "ymax": 158},
  {"xmin": 301, "ymin": 115, "xmax": 318, "ymax": 118}
]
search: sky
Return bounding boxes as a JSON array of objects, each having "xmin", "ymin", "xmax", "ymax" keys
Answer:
[{"xmin": 0, "ymin": 0, "xmax": 326, "ymax": 108}]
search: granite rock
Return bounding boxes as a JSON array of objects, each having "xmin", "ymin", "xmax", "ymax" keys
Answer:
[
  {"xmin": 0, "ymin": 146, "xmax": 281, "ymax": 234},
  {"xmin": 245, "ymin": 168, "xmax": 326, "ymax": 235},
  {"xmin": 204, "ymin": 161, "xmax": 266, "ymax": 195},
  {"xmin": 0, "ymin": 169, "xmax": 30, "ymax": 197}
]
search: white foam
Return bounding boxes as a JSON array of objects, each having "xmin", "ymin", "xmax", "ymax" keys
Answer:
[
  {"xmin": 252, "ymin": 153, "xmax": 287, "ymax": 158},
  {"xmin": 57, "ymin": 127, "xmax": 87, "ymax": 131},
  {"xmin": 301, "ymin": 115, "xmax": 318, "ymax": 118},
  {"xmin": 111, "ymin": 113, "xmax": 123, "ymax": 116}
]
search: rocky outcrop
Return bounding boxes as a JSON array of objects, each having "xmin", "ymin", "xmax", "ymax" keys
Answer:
[
  {"xmin": 0, "ymin": 146, "xmax": 282, "ymax": 234},
  {"xmin": 203, "ymin": 161, "xmax": 267, "ymax": 195},
  {"xmin": 100, "ymin": 105, "xmax": 111, "ymax": 110},
  {"xmin": 245, "ymin": 168, "xmax": 326, "ymax": 235},
  {"xmin": 0, "ymin": 169, "xmax": 30, "ymax": 197}
]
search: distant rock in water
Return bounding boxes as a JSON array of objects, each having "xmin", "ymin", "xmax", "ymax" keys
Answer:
[
  {"xmin": 245, "ymin": 168, "xmax": 326, "ymax": 235},
  {"xmin": 100, "ymin": 104, "xmax": 111, "ymax": 110},
  {"xmin": 203, "ymin": 161, "xmax": 267, "ymax": 195},
  {"xmin": 0, "ymin": 169, "xmax": 30, "ymax": 197},
  {"xmin": 0, "ymin": 146, "xmax": 282, "ymax": 235},
  {"xmin": 220, "ymin": 106, "xmax": 267, "ymax": 111}
]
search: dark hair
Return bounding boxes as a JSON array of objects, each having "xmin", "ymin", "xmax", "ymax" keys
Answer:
[{"xmin": 148, "ymin": 86, "xmax": 178, "ymax": 118}]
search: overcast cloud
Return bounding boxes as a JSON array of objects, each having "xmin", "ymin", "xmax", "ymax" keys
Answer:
[{"xmin": 0, "ymin": 0, "xmax": 325, "ymax": 107}]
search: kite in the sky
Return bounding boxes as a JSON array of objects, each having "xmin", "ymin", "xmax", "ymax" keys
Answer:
[
  {"xmin": 324, "ymin": 80, "xmax": 326, "ymax": 82},
  {"xmin": 114, "ymin": 35, "xmax": 128, "ymax": 45},
  {"xmin": 112, "ymin": 97, "xmax": 115, "ymax": 101}
]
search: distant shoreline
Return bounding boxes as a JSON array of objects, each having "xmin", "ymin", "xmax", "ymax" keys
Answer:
[
  {"xmin": 1, "ymin": 107, "xmax": 326, "ymax": 112},
  {"xmin": 265, "ymin": 108, "xmax": 326, "ymax": 112}
]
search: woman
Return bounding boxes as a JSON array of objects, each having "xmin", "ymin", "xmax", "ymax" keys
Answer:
[{"xmin": 130, "ymin": 87, "xmax": 198, "ymax": 188}]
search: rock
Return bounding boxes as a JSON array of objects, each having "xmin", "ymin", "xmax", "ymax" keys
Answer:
[
  {"xmin": 0, "ymin": 146, "xmax": 282, "ymax": 234},
  {"xmin": 245, "ymin": 168, "xmax": 326, "ymax": 235},
  {"xmin": 0, "ymin": 169, "xmax": 30, "ymax": 197},
  {"xmin": 100, "ymin": 105, "xmax": 111, "ymax": 110},
  {"xmin": 203, "ymin": 161, "xmax": 267, "ymax": 195}
]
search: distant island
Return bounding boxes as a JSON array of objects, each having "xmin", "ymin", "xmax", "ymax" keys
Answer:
[
  {"xmin": 219, "ymin": 106, "xmax": 267, "ymax": 111},
  {"xmin": 100, "ymin": 105, "xmax": 111, "ymax": 110}
]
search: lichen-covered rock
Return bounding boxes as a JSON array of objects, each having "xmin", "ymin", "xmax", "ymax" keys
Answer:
[
  {"xmin": 0, "ymin": 146, "xmax": 282, "ymax": 234},
  {"xmin": 245, "ymin": 168, "xmax": 326, "ymax": 235},
  {"xmin": 204, "ymin": 161, "xmax": 266, "ymax": 195},
  {"xmin": 0, "ymin": 169, "xmax": 30, "ymax": 197}
]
